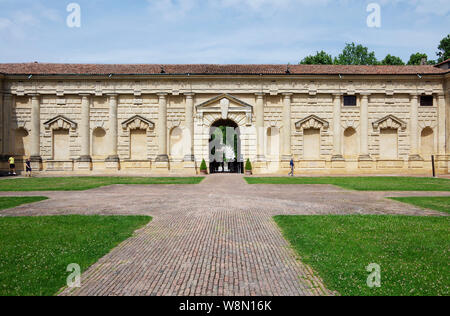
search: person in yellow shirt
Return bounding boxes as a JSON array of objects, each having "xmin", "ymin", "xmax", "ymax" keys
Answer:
[{"xmin": 8, "ymin": 156, "xmax": 16, "ymax": 176}]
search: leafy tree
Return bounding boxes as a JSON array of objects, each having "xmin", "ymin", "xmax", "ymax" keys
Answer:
[
  {"xmin": 437, "ymin": 34, "xmax": 450, "ymax": 63},
  {"xmin": 334, "ymin": 43, "xmax": 379, "ymax": 65},
  {"xmin": 407, "ymin": 53, "xmax": 435, "ymax": 65},
  {"xmin": 300, "ymin": 51, "xmax": 333, "ymax": 65},
  {"xmin": 380, "ymin": 54, "xmax": 405, "ymax": 65}
]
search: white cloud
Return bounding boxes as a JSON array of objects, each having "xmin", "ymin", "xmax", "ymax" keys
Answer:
[
  {"xmin": 147, "ymin": 0, "xmax": 197, "ymax": 20},
  {"xmin": 380, "ymin": 0, "xmax": 450, "ymax": 16},
  {"xmin": 147, "ymin": 0, "xmax": 333, "ymax": 19},
  {"xmin": 0, "ymin": 3, "xmax": 63, "ymax": 40},
  {"xmin": 0, "ymin": 17, "xmax": 12, "ymax": 30}
]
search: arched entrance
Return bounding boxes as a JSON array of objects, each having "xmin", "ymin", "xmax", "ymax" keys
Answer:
[{"xmin": 209, "ymin": 119, "xmax": 243, "ymax": 174}]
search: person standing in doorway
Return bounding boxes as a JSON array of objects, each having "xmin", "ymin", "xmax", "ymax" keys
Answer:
[
  {"xmin": 288, "ymin": 158, "xmax": 295, "ymax": 177},
  {"xmin": 25, "ymin": 158, "xmax": 32, "ymax": 177},
  {"xmin": 8, "ymin": 156, "xmax": 16, "ymax": 176}
]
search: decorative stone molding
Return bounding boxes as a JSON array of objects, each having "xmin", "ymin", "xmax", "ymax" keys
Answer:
[
  {"xmin": 203, "ymin": 113, "xmax": 248, "ymax": 128},
  {"xmin": 44, "ymin": 115, "xmax": 77, "ymax": 130},
  {"xmin": 15, "ymin": 121, "xmax": 30, "ymax": 133},
  {"xmin": 342, "ymin": 120, "xmax": 359, "ymax": 130},
  {"xmin": 56, "ymin": 97, "xmax": 66, "ymax": 105},
  {"xmin": 295, "ymin": 115, "xmax": 330, "ymax": 130},
  {"xmin": 121, "ymin": 115, "xmax": 155, "ymax": 131},
  {"xmin": 196, "ymin": 94, "xmax": 253, "ymax": 125},
  {"xmin": 168, "ymin": 119, "xmax": 181, "ymax": 129},
  {"xmin": 372, "ymin": 115, "xmax": 407, "ymax": 131},
  {"xmin": 418, "ymin": 121, "xmax": 437, "ymax": 130}
]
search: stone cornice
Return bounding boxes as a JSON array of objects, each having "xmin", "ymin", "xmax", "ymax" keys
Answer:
[{"xmin": 4, "ymin": 77, "xmax": 446, "ymax": 98}]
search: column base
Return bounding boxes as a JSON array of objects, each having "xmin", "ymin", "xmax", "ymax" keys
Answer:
[
  {"xmin": 154, "ymin": 161, "xmax": 170, "ymax": 174},
  {"xmin": 331, "ymin": 155, "xmax": 345, "ymax": 161},
  {"xmin": 256, "ymin": 155, "xmax": 266, "ymax": 162},
  {"xmin": 78, "ymin": 155, "xmax": 92, "ymax": 162},
  {"xmin": 281, "ymin": 155, "xmax": 292, "ymax": 162},
  {"xmin": 331, "ymin": 155, "xmax": 346, "ymax": 168},
  {"xmin": 358, "ymin": 154, "xmax": 373, "ymax": 161},
  {"xmin": 105, "ymin": 155, "xmax": 120, "ymax": 170},
  {"xmin": 77, "ymin": 156, "xmax": 92, "ymax": 171},
  {"xmin": 183, "ymin": 155, "xmax": 195, "ymax": 162},
  {"xmin": 408, "ymin": 154, "xmax": 424, "ymax": 161},
  {"xmin": 156, "ymin": 154, "xmax": 169, "ymax": 163},
  {"xmin": 183, "ymin": 160, "xmax": 197, "ymax": 174},
  {"xmin": 30, "ymin": 156, "xmax": 42, "ymax": 171},
  {"xmin": 253, "ymin": 161, "xmax": 268, "ymax": 174},
  {"xmin": 358, "ymin": 155, "xmax": 374, "ymax": 170}
]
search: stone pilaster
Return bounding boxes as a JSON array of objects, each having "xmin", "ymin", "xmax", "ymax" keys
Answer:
[
  {"xmin": 156, "ymin": 93, "xmax": 169, "ymax": 162},
  {"xmin": 255, "ymin": 93, "xmax": 266, "ymax": 162},
  {"xmin": 332, "ymin": 93, "xmax": 344, "ymax": 161},
  {"xmin": 409, "ymin": 93, "xmax": 422, "ymax": 161},
  {"xmin": 0, "ymin": 91, "xmax": 2, "ymax": 156},
  {"xmin": 30, "ymin": 94, "xmax": 42, "ymax": 170},
  {"xmin": 184, "ymin": 93, "xmax": 195, "ymax": 162},
  {"xmin": 281, "ymin": 93, "xmax": 293, "ymax": 161},
  {"xmin": 437, "ymin": 93, "xmax": 446, "ymax": 155},
  {"xmin": 446, "ymin": 86, "xmax": 450, "ymax": 155},
  {"xmin": 105, "ymin": 94, "xmax": 120, "ymax": 170},
  {"xmin": 183, "ymin": 93, "xmax": 196, "ymax": 173},
  {"xmin": 78, "ymin": 94, "xmax": 92, "ymax": 170},
  {"xmin": 155, "ymin": 93, "xmax": 169, "ymax": 172},
  {"xmin": 359, "ymin": 93, "xmax": 372, "ymax": 161},
  {"xmin": 2, "ymin": 93, "xmax": 11, "ymax": 156}
]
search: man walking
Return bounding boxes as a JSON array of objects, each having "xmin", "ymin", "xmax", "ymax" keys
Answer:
[
  {"xmin": 8, "ymin": 156, "xmax": 16, "ymax": 176},
  {"xmin": 288, "ymin": 158, "xmax": 295, "ymax": 177},
  {"xmin": 25, "ymin": 158, "xmax": 32, "ymax": 177}
]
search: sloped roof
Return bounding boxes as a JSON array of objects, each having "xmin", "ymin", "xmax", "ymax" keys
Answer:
[
  {"xmin": 436, "ymin": 58, "xmax": 450, "ymax": 67},
  {"xmin": 0, "ymin": 63, "xmax": 447, "ymax": 76}
]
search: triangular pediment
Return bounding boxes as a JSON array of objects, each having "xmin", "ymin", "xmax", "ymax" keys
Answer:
[
  {"xmin": 122, "ymin": 115, "xmax": 155, "ymax": 130},
  {"xmin": 295, "ymin": 115, "xmax": 329, "ymax": 130},
  {"xmin": 196, "ymin": 94, "xmax": 253, "ymax": 111},
  {"xmin": 372, "ymin": 115, "xmax": 407, "ymax": 130},
  {"xmin": 44, "ymin": 115, "xmax": 77, "ymax": 130}
]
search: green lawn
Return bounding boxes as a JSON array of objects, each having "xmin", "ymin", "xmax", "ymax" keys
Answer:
[
  {"xmin": 246, "ymin": 177, "xmax": 450, "ymax": 191},
  {"xmin": 390, "ymin": 197, "xmax": 450, "ymax": 214},
  {"xmin": 0, "ymin": 215, "xmax": 151, "ymax": 296},
  {"xmin": 275, "ymin": 215, "xmax": 449, "ymax": 296},
  {"xmin": 0, "ymin": 176, "xmax": 204, "ymax": 191},
  {"xmin": 0, "ymin": 196, "xmax": 48, "ymax": 210}
]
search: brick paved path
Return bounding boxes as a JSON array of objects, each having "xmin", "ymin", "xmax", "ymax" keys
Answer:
[{"xmin": 0, "ymin": 175, "xmax": 448, "ymax": 296}]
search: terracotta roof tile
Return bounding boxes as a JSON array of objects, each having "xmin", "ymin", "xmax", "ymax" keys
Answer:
[
  {"xmin": 435, "ymin": 58, "xmax": 450, "ymax": 67},
  {"xmin": 0, "ymin": 63, "xmax": 446, "ymax": 76}
]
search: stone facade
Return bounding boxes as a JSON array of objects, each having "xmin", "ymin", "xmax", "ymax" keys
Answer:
[{"xmin": 1, "ymin": 64, "xmax": 449, "ymax": 175}]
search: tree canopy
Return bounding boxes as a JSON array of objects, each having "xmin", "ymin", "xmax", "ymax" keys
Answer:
[
  {"xmin": 437, "ymin": 34, "xmax": 450, "ymax": 63},
  {"xmin": 380, "ymin": 54, "xmax": 405, "ymax": 65},
  {"xmin": 407, "ymin": 53, "xmax": 435, "ymax": 65},
  {"xmin": 299, "ymin": 35, "xmax": 450, "ymax": 66},
  {"xmin": 335, "ymin": 43, "xmax": 378, "ymax": 65},
  {"xmin": 300, "ymin": 51, "xmax": 333, "ymax": 65}
]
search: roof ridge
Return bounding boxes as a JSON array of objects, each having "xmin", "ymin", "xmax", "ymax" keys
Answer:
[{"xmin": 0, "ymin": 63, "xmax": 446, "ymax": 75}]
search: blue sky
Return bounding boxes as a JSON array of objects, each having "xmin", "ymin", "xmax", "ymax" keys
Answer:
[{"xmin": 0, "ymin": 0, "xmax": 448, "ymax": 64}]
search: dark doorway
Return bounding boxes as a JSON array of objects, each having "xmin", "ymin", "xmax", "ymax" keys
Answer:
[{"xmin": 209, "ymin": 119, "xmax": 243, "ymax": 174}]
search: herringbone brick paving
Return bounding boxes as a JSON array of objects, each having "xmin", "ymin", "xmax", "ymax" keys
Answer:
[{"xmin": 1, "ymin": 175, "xmax": 448, "ymax": 296}]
